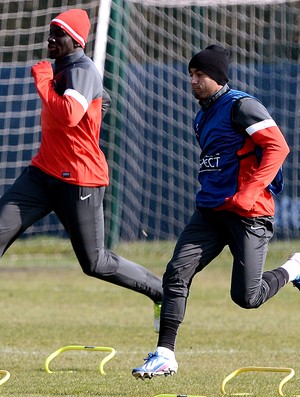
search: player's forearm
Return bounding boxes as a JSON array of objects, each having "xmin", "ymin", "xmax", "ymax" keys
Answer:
[
  {"xmin": 32, "ymin": 61, "xmax": 86, "ymax": 126},
  {"xmin": 231, "ymin": 127, "xmax": 289, "ymax": 210},
  {"xmin": 46, "ymin": 91, "xmax": 86, "ymax": 127},
  {"xmin": 36, "ymin": 81, "xmax": 86, "ymax": 126}
]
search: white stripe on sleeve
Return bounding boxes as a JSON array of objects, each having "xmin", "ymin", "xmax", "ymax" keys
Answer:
[
  {"xmin": 64, "ymin": 89, "xmax": 88, "ymax": 112},
  {"xmin": 246, "ymin": 119, "xmax": 277, "ymax": 136}
]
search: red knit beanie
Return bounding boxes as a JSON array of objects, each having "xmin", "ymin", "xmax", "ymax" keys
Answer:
[{"xmin": 51, "ymin": 9, "xmax": 90, "ymax": 48}]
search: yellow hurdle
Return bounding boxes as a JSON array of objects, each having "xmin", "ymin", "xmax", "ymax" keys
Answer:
[
  {"xmin": 154, "ymin": 394, "xmax": 206, "ymax": 397},
  {"xmin": 0, "ymin": 370, "xmax": 10, "ymax": 386},
  {"xmin": 221, "ymin": 366, "xmax": 295, "ymax": 396},
  {"xmin": 44, "ymin": 345, "xmax": 116, "ymax": 375}
]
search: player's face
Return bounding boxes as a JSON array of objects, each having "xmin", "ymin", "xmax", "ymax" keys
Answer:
[
  {"xmin": 48, "ymin": 25, "xmax": 77, "ymax": 60},
  {"xmin": 189, "ymin": 68, "xmax": 221, "ymax": 101}
]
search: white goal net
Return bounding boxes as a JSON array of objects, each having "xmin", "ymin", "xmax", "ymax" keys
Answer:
[
  {"xmin": 0, "ymin": 0, "xmax": 299, "ymax": 244},
  {"xmin": 102, "ymin": 0, "xmax": 300, "ymax": 244}
]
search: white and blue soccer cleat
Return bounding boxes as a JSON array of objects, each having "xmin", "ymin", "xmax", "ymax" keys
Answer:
[
  {"xmin": 288, "ymin": 253, "xmax": 300, "ymax": 290},
  {"xmin": 292, "ymin": 274, "xmax": 300, "ymax": 290},
  {"xmin": 132, "ymin": 348, "xmax": 178, "ymax": 379}
]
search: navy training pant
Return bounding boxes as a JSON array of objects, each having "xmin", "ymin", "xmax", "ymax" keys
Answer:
[{"xmin": 161, "ymin": 207, "xmax": 288, "ymax": 324}]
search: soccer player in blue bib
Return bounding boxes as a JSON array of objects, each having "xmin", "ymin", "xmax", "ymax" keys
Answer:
[{"xmin": 132, "ymin": 44, "xmax": 300, "ymax": 379}]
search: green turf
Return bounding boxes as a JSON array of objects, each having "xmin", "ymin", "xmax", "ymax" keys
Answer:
[{"xmin": 0, "ymin": 237, "xmax": 299, "ymax": 396}]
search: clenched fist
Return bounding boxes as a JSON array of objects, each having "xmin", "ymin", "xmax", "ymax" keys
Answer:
[
  {"xmin": 31, "ymin": 61, "xmax": 53, "ymax": 80},
  {"xmin": 31, "ymin": 61, "xmax": 54, "ymax": 101}
]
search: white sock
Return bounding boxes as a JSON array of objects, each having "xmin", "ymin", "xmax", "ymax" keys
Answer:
[
  {"xmin": 156, "ymin": 346, "xmax": 175, "ymax": 358},
  {"xmin": 280, "ymin": 253, "xmax": 300, "ymax": 282}
]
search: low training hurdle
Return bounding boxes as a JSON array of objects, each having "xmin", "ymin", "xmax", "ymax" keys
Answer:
[
  {"xmin": 153, "ymin": 366, "xmax": 297, "ymax": 397},
  {"xmin": 0, "ymin": 370, "xmax": 10, "ymax": 386},
  {"xmin": 154, "ymin": 394, "xmax": 206, "ymax": 397},
  {"xmin": 221, "ymin": 366, "xmax": 295, "ymax": 396},
  {"xmin": 44, "ymin": 345, "xmax": 116, "ymax": 375}
]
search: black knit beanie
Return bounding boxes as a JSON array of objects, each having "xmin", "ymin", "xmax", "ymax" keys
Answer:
[{"xmin": 188, "ymin": 44, "xmax": 231, "ymax": 85}]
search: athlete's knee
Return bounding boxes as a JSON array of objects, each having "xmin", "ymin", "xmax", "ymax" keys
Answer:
[
  {"xmin": 230, "ymin": 290, "xmax": 262, "ymax": 309},
  {"xmin": 0, "ymin": 220, "xmax": 22, "ymax": 257},
  {"xmin": 80, "ymin": 248, "xmax": 119, "ymax": 278},
  {"xmin": 162, "ymin": 271, "xmax": 189, "ymax": 298}
]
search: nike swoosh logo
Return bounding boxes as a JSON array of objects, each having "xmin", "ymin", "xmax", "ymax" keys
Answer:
[
  {"xmin": 80, "ymin": 194, "xmax": 92, "ymax": 201},
  {"xmin": 250, "ymin": 225, "xmax": 264, "ymax": 230}
]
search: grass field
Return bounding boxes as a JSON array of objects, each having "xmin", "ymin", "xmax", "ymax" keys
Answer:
[{"xmin": 0, "ymin": 237, "xmax": 299, "ymax": 397}]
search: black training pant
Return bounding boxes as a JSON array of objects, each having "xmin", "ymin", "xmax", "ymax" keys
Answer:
[
  {"xmin": 0, "ymin": 166, "xmax": 163, "ymax": 302},
  {"xmin": 161, "ymin": 207, "xmax": 288, "ymax": 324}
]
